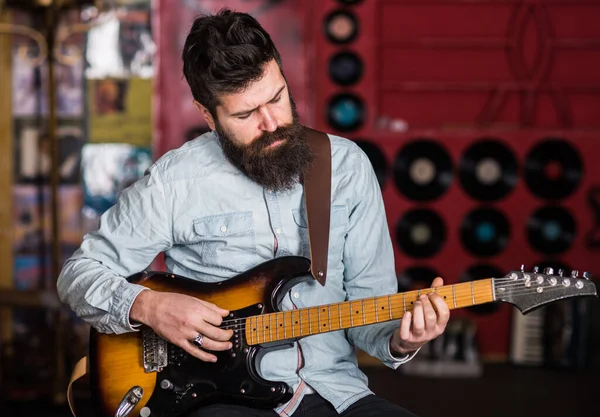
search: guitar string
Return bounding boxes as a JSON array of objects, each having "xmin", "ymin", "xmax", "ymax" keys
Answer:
[
  {"xmin": 217, "ymin": 279, "xmax": 594, "ymax": 329},
  {"xmin": 216, "ymin": 281, "xmax": 594, "ymax": 332}
]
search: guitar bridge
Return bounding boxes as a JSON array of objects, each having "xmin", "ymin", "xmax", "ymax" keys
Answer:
[{"xmin": 142, "ymin": 328, "xmax": 168, "ymax": 373}]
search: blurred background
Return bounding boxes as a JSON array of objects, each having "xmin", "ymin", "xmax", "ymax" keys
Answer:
[{"xmin": 0, "ymin": 0, "xmax": 599, "ymax": 416}]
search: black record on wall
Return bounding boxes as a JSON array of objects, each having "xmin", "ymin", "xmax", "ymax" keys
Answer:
[
  {"xmin": 393, "ymin": 140, "xmax": 453, "ymax": 201},
  {"xmin": 327, "ymin": 93, "xmax": 365, "ymax": 132},
  {"xmin": 527, "ymin": 206, "xmax": 576, "ymax": 255},
  {"xmin": 329, "ymin": 51, "xmax": 363, "ymax": 86},
  {"xmin": 460, "ymin": 207, "xmax": 510, "ymax": 257},
  {"xmin": 324, "ymin": 10, "xmax": 359, "ymax": 44},
  {"xmin": 397, "ymin": 209, "xmax": 446, "ymax": 258},
  {"xmin": 460, "ymin": 264, "xmax": 504, "ymax": 315},
  {"xmin": 397, "ymin": 266, "xmax": 440, "ymax": 292},
  {"xmin": 459, "ymin": 139, "xmax": 518, "ymax": 201},
  {"xmin": 354, "ymin": 139, "xmax": 388, "ymax": 188},
  {"xmin": 524, "ymin": 139, "xmax": 583, "ymax": 200}
]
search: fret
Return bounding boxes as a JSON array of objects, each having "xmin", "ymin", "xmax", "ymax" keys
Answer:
[
  {"xmin": 375, "ymin": 297, "xmax": 379, "ymax": 322},
  {"xmin": 283, "ymin": 312, "xmax": 287, "ymax": 340},
  {"xmin": 327, "ymin": 305, "xmax": 332, "ymax": 331},
  {"xmin": 338, "ymin": 303, "xmax": 342, "ymax": 330},
  {"xmin": 299, "ymin": 308, "xmax": 303, "ymax": 337},
  {"xmin": 269, "ymin": 313, "xmax": 273, "ymax": 342},
  {"xmin": 452, "ymin": 285, "xmax": 457, "ymax": 308},
  {"xmin": 361, "ymin": 299, "xmax": 366, "ymax": 325},
  {"xmin": 349, "ymin": 300, "xmax": 353, "ymax": 327},
  {"xmin": 470, "ymin": 281, "xmax": 475, "ymax": 305},
  {"xmin": 318, "ymin": 306, "xmax": 321, "ymax": 333},
  {"xmin": 261, "ymin": 315, "xmax": 266, "ymax": 344},
  {"xmin": 402, "ymin": 293, "xmax": 406, "ymax": 316},
  {"xmin": 276, "ymin": 312, "xmax": 280, "ymax": 341},
  {"xmin": 388, "ymin": 295, "xmax": 392, "ymax": 320}
]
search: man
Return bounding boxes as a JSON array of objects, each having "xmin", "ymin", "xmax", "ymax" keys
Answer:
[{"xmin": 57, "ymin": 8, "xmax": 450, "ymax": 417}]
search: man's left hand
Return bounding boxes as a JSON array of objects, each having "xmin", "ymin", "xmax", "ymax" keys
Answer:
[{"xmin": 390, "ymin": 277, "xmax": 450, "ymax": 356}]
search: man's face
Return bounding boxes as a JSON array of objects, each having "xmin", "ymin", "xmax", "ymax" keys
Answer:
[{"xmin": 196, "ymin": 59, "xmax": 313, "ymax": 191}]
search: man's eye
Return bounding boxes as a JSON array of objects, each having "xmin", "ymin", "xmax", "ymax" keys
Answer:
[
  {"xmin": 271, "ymin": 96, "xmax": 282, "ymax": 103},
  {"xmin": 237, "ymin": 114, "xmax": 251, "ymax": 120}
]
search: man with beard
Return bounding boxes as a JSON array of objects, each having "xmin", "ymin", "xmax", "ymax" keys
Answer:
[{"xmin": 57, "ymin": 8, "xmax": 449, "ymax": 417}]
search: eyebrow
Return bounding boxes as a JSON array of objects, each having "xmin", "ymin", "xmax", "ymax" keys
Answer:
[{"xmin": 230, "ymin": 85, "xmax": 286, "ymax": 117}]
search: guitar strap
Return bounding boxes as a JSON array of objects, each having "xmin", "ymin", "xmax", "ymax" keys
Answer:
[
  {"xmin": 65, "ymin": 127, "xmax": 332, "ymax": 416},
  {"xmin": 303, "ymin": 127, "xmax": 332, "ymax": 286}
]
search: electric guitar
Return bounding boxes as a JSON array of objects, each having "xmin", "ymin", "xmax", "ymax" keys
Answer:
[{"xmin": 89, "ymin": 256, "xmax": 597, "ymax": 417}]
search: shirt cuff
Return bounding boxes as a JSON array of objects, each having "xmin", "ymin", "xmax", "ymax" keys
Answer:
[{"xmin": 385, "ymin": 343, "xmax": 421, "ymax": 369}]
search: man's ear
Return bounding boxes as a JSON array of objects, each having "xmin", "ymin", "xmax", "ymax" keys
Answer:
[{"xmin": 193, "ymin": 100, "xmax": 216, "ymax": 131}]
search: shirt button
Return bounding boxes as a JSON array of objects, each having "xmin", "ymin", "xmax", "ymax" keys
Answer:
[
  {"xmin": 220, "ymin": 226, "xmax": 227, "ymax": 232},
  {"xmin": 293, "ymin": 292, "xmax": 299, "ymax": 299},
  {"xmin": 275, "ymin": 228, "xmax": 281, "ymax": 234}
]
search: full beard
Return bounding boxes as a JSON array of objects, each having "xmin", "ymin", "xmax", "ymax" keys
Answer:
[{"xmin": 217, "ymin": 101, "xmax": 314, "ymax": 192}]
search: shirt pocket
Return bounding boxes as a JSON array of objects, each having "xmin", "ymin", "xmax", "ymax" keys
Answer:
[
  {"xmin": 292, "ymin": 205, "xmax": 348, "ymax": 263},
  {"xmin": 193, "ymin": 211, "xmax": 258, "ymax": 273}
]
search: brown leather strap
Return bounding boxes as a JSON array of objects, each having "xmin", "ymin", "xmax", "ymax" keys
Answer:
[
  {"xmin": 67, "ymin": 356, "xmax": 88, "ymax": 416},
  {"xmin": 303, "ymin": 127, "xmax": 331, "ymax": 286}
]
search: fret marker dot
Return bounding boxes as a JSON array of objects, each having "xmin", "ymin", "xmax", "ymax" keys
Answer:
[{"xmin": 295, "ymin": 321, "xmax": 298, "ymax": 324}]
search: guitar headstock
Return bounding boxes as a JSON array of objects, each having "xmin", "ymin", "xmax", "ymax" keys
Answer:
[{"xmin": 494, "ymin": 266, "xmax": 598, "ymax": 314}]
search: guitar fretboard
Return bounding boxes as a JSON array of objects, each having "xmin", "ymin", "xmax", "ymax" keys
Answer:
[{"xmin": 245, "ymin": 279, "xmax": 495, "ymax": 345}]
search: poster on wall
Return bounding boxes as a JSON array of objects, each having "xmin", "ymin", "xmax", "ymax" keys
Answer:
[
  {"xmin": 81, "ymin": 143, "xmax": 152, "ymax": 231},
  {"xmin": 11, "ymin": 9, "xmax": 85, "ymax": 117},
  {"xmin": 13, "ymin": 118, "xmax": 84, "ymax": 184},
  {"xmin": 87, "ymin": 78, "xmax": 153, "ymax": 147},
  {"xmin": 12, "ymin": 185, "xmax": 84, "ymax": 256},
  {"xmin": 154, "ymin": 0, "xmax": 309, "ymax": 158},
  {"xmin": 85, "ymin": 0, "xmax": 154, "ymax": 79}
]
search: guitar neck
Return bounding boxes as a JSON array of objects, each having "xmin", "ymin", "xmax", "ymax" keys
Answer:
[{"xmin": 245, "ymin": 279, "xmax": 495, "ymax": 345}]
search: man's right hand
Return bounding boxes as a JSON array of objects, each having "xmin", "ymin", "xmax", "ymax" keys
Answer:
[{"xmin": 130, "ymin": 290, "xmax": 234, "ymax": 362}]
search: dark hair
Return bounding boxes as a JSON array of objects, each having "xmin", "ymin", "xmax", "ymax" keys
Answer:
[{"xmin": 182, "ymin": 8, "xmax": 284, "ymax": 117}]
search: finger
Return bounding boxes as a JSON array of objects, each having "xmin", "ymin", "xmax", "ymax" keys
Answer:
[
  {"xmin": 183, "ymin": 340, "xmax": 218, "ymax": 362},
  {"xmin": 192, "ymin": 335, "xmax": 232, "ymax": 352},
  {"xmin": 196, "ymin": 304, "xmax": 226, "ymax": 326},
  {"xmin": 400, "ymin": 311, "xmax": 412, "ymax": 341},
  {"xmin": 411, "ymin": 300, "xmax": 425, "ymax": 337},
  {"xmin": 430, "ymin": 277, "xmax": 444, "ymax": 288},
  {"xmin": 198, "ymin": 322, "xmax": 234, "ymax": 343},
  {"xmin": 199, "ymin": 299, "xmax": 230, "ymax": 317},
  {"xmin": 419, "ymin": 294, "xmax": 438, "ymax": 331},
  {"xmin": 429, "ymin": 294, "xmax": 450, "ymax": 327}
]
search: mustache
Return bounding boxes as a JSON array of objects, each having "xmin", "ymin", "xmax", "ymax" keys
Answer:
[{"xmin": 246, "ymin": 124, "xmax": 301, "ymax": 153}]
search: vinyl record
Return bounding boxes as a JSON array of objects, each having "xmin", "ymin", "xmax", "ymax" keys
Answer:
[
  {"xmin": 354, "ymin": 139, "xmax": 388, "ymax": 188},
  {"xmin": 329, "ymin": 51, "xmax": 363, "ymax": 86},
  {"xmin": 397, "ymin": 266, "xmax": 440, "ymax": 292},
  {"xmin": 524, "ymin": 139, "xmax": 583, "ymax": 200},
  {"xmin": 327, "ymin": 93, "xmax": 364, "ymax": 132},
  {"xmin": 324, "ymin": 10, "xmax": 359, "ymax": 44},
  {"xmin": 460, "ymin": 207, "xmax": 510, "ymax": 257},
  {"xmin": 393, "ymin": 140, "xmax": 453, "ymax": 201},
  {"xmin": 460, "ymin": 264, "xmax": 504, "ymax": 315},
  {"xmin": 527, "ymin": 206, "xmax": 576, "ymax": 255},
  {"xmin": 459, "ymin": 139, "xmax": 518, "ymax": 201},
  {"xmin": 396, "ymin": 209, "xmax": 446, "ymax": 258}
]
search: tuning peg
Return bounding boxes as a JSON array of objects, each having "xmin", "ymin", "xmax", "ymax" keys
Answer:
[
  {"xmin": 533, "ymin": 266, "xmax": 539, "ymax": 273},
  {"xmin": 558, "ymin": 269, "xmax": 564, "ymax": 277},
  {"xmin": 571, "ymin": 270, "xmax": 579, "ymax": 278},
  {"xmin": 520, "ymin": 264, "xmax": 525, "ymax": 272},
  {"xmin": 583, "ymin": 272, "xmax": 592, "ymax": 280},
  {"xmin": 543, "ymin": 267, "xmax": 554, "ymax": 275}
]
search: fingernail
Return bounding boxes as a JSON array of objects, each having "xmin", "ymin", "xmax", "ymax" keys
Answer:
[
  {"xmin": 420, "ymin": 295, "xmax": 427, "ymax": 301},
  {"xmin": 211, "ymin": 357, "xmax": 218, "ymax": 362},
  {"xmin": 228, "ymin": 343, "xmax": 233, "ymax": 349}
]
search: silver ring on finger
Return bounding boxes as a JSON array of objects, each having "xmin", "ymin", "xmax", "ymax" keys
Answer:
[{"xmin": 192, "ymin": 333, "xmax": 204, "ymax": 348}]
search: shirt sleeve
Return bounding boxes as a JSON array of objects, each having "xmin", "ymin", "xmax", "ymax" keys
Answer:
[
  {"xmin": 56, "ymin": 164, "xmax": 173, "ymax": 334},
  {"xmin": 343, "ymin": 147, "xmax": 418, "ymax": 369}
]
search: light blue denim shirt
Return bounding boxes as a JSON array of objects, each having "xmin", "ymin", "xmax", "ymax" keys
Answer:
[{"xmin": 57, "ymin": 131, "xmax": 417, "ymax": 416}]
